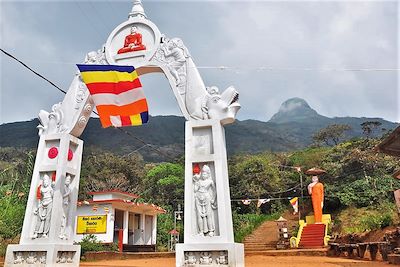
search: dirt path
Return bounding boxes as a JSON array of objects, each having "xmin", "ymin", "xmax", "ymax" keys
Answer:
[{"xmin": 80, "ymin": 255, "xmax": 391, "ymax": 267}]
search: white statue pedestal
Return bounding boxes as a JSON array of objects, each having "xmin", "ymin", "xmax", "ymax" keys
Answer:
[
  {"xmin": 5, "ymin": 133, "xmax": 83, "ymax": 267},
  {"xmin": 175, "ymin": 120, "xmax": 244, "ymax": 267}
]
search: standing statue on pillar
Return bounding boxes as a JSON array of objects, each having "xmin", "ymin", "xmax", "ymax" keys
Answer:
[
  {"xmin": 32, "ymin": 174, "xmax": 55, "ymax": 239},
  {"xmin": 193, "ymin": 165, "xmax": 217, "ymax": 237},
  {"xmin": 308, "ymin": 175, "xmax": 324, "ymax": 223},
  {"xmin": 59, "ymin": 175, "xmax": 72, "ymax": 240}
]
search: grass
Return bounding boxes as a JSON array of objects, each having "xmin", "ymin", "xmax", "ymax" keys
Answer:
[{"xmin": 333, "ymin": 202, "xmax": 398, "ymax": 234}]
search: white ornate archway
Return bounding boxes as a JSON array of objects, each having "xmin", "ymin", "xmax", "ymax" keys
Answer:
[{"xmin": 5, "ymin": 1, "xmax": 243, "ymax": 266}]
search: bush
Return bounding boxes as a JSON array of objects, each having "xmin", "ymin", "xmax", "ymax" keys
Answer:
[
  {"xmin": 0, "ymin": 183, "xmax": 28, "ymax": 239},
  {"xmin": 156, "ymin": 212, "xmax": 183, "ymax": 251},
  {"xmin": 359, "ymin": 213, "xmax": 393, "ymax": 231},
  {"xmin": 335, "ymin": 202, "xmax": 398, "ymax": 234},
  {"xmin": 78, "ymin": 234, "xmax": 118, "ymax": 256}
]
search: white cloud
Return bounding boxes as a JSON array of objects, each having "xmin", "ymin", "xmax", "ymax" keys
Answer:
[{"xmin": 0, "ymin": 1, "xmax": 398, "ymax": 124}]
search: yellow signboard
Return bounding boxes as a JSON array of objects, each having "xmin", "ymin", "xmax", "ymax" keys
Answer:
[{"xmin": 76, "ymin": 215, "xmax": 107, "ymax": 234}]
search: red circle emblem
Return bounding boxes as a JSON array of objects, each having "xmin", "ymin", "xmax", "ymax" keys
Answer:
[
  {"xmin": 68, "ymin": 149, "xmax": 73, "ymax": 161},
  {"xmin": 48, "ymin": 147, "xmax": 58, "ymax": 159}
]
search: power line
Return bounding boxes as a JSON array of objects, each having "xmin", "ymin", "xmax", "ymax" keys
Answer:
[
  {"xmin": 0, "ymin": 48, "xmax": 67, "ymax": 94},
  {"xmin": 0, "ymin": 48, "xmax": 176, "ymax": 161},
  {"xmin": 10, "ymin": 58, "xmax": 400, "ymax": 72}
]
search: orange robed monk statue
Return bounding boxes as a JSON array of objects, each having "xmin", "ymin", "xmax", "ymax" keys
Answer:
[
  {"xmin": 117, "ymin": 26, "xmax": 146, "ymax": 54},
  {"xmin": 308, "ymin": 175, "xmax": 324, "ymax": 223}
]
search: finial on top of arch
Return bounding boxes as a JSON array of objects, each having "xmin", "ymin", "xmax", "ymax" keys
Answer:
[{"xmin": 129, "ymin": 0, "xmax": 147, "ymax": 19}]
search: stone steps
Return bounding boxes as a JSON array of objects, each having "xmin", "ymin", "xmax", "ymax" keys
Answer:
[
  {"xmin": 298, "ymin": 223, "xmax": 326, "ymax": 249},
  {"xmin": 243, "ymin": 220, "xmax": 279, "ymax": 251}
]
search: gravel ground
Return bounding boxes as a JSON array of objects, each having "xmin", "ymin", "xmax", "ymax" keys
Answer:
[{"xmin": 80, "ymin": 255, "xmax": 391, "ymax": 267}]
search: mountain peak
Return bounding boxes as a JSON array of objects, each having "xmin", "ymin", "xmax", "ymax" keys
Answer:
[
  {"xmin": 278, "ymin": 98, "xmax": 311, "ymax": 112},
  {"xmin": 269, "ymin": 97, "xmax": 324, "ymax": 123}
]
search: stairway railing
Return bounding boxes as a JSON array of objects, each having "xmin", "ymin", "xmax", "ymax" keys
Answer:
[{"xmin": 290, "ymin": 214, "xmax": 332, "ymax": 248}]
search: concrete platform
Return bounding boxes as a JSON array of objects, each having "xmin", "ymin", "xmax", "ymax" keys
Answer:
[{"xmin": 83, "ymin": 248, "xmax": 328, "ymax": 262}]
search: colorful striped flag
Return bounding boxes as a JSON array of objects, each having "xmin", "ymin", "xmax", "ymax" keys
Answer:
[
  {"xmin": 290, "ymin": 197, "xmax": 299, "ymax": 214},
  {"xmin": 77, "ymin": 64, "xmax": 149, "ymax": 128}
]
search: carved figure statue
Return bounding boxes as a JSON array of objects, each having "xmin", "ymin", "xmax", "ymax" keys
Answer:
[
  {"xmin": 14, "ymin": 252, "xmax": 24, "ymax": 264},
  {"xmin": 216, "ymin": 251, "xmax": 228, "ymax": 265},
  {"xmin": 66, "ymin": 252, "xmax": 73, "ymax": 263},
  {"xmin": 26, "ymin": 252, "xmax": 36, "ymax": 264},
  {"xmin": 37, "ymin": 103, "xmax": 66, "ymax": 136},
  {"xmin": 32, "ymin": 174, "xmax": 54, "ymax": 239},
  {"xmin": 117, "ymin": 26, "xmax": 146, "ymax": 54},
  {"xmin": 57, "ymin": 251, "xmax": 69, "ymax": 263},
  {"xmin": 59, "ymin": 175, "xmax": 72, "ymax": 240},
  {"xmin": 184, "ymin": 252, "xmax": 197, "ymax": 265},
  {"xmin": 160, "ymin": 38, "xmax": 189, "ymax": 86},
  {"xmin": 201, "ymin": 86, "xmax": 220, "ymax": 119},
  {"xmin": 38, "ymin": 252, "xmax": 46, "ymax": 264},
  {"xmin": 308, "ymin": 176, "xmax": 324, "ymax": 223},
  {"xmin": 193, "ymin": 165, "xmax": 217, "ymax": 237},
  {"xmin": 84, "ymin": 46, "xmax": 107, "ymax": 65},
  {"xmin": 199, "ymin": 251, "xmax": 213, "ymax": 264}
]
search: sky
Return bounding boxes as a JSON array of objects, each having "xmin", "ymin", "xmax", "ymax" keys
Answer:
[{"xmin": 0, "ymin": 0, "xmax": 398, "ymax": 124}]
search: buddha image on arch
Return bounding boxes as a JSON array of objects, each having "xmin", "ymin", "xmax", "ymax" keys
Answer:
[{"xmin": 117, "ymin": 26, "xmax": 146, "ymax": 54}]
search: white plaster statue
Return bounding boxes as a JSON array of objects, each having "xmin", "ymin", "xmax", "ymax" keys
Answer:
[
  {"xmin": 38, "ymin": 252, "xmax": 46, "ymax": 264},
  {"xmin": 193, "ymin": 165, "xmax": 217, "ymax": 237},
  {"xmin": 84, "ymin": 45, "xmax": 107, "ymax": 65},
  {"xmin": 25, "ymin": 252, "xmax": 36, "ymax": 264},
  {"xmin": 67, "ymin": 252, "xmax": 73, "ymax": 263},
  {"xmin": 216, "ymin": 251, "xmax": 228, "ymax": 265},
  {"xmin": 184, "ymin": 252, "xmax": 197, "ymax": 265},
  {"xmin": 159, "ymin": 38, "xmax": 189, "ymax": 87},
  {"xmin": 37, "ymin": 103, "xmax": 66, "ymax": 136},
  {"xmin": 56, "ymin": 251, "xmax": 72, "ymax": 263},
  {"xmin": 59, "ymin": 175, "xmax": 72, "ymax": 240},
  {"xmin": 32, "ymin": 174, "xmax": 54, "ymax": 239},
  {"xmin": 201, "ymin": 86, "xmax": 220, "ymax": 119},
  {"xmin": 14, "ymin": 252, "xmax": 24, "ymax": 264},
  {"xmin": 199, "ymin": 251, "xmax": 213, "ymax": 264}
]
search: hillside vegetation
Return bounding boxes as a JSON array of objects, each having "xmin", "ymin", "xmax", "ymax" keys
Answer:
[
  {"xmin": 0, "ymin": 98, "xmax": 397, "ymax": 162},
  {"xmin": 1, "ymin": 128, "xmax": 399, "ymax": 252}
]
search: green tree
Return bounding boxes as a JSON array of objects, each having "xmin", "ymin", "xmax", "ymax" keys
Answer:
[
  {"xmin": 80, "ymin": 152, "xmax": 147, "ymax": 198},
  {"xmin": 141, "ymin": 162, "xmax": 184, "ymax": 208},
  {"xmin": 361, "ymin": 121, "xmax": 383, "ymax": 138},
  {"xmin": 229, "ymin": 155, "xmax": 282, "ymax": 212},
  {"xmin": 312, "ymin": 124, "xmax": 351, "ymax": 146}
]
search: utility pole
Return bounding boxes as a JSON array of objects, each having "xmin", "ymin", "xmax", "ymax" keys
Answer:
[{"xmin": 298, "ymin": 168, "xmax": 304, "ymax": 221}]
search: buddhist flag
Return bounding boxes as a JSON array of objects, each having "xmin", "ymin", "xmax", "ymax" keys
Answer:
[
  {"xmin": 77, "ymin": 64, "xmax": 148, "ymax": 128},
  {"xmin": 290, "ymin": 197, "xmax": 299, "ymax": 214},
  {"xmin": 257, "ymin": 198, "xmax": 270, "ymax": 208},
  {"xmin": 241, "ymin": 199, "xmax": 251, "ymax": 205}
]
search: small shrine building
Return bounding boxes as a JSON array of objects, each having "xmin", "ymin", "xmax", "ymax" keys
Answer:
[{"xmin": 73, "ymin": 190, "xmax": 165, "ymax": 252}]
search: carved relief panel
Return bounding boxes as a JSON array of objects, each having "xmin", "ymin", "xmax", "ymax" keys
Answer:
[
  {"xmin": 32, "ymin": 172, "xmax": 55, "ymax": 239},
  {"xmin": 193, "ymin": 126, "xmax": 214, "ymax": 155},
  {"xmin": 192, "ymin": 162, "xmax": 219, "ymax": 237},
  {"xmin": 183, "ymin": 250, "xmax": 228, "ymax": 266},
  {"xmin": 59, "ymin": 174, "xmax": 75, "ymax": 240}
]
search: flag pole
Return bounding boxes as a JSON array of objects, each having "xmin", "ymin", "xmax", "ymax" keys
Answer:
[{"xmin": 299, "ymin": 171, "xmax": 303, "ymax": 221}]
